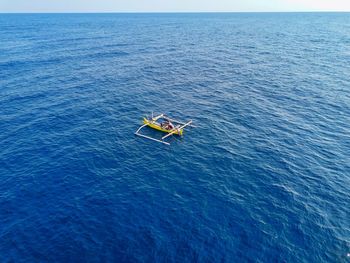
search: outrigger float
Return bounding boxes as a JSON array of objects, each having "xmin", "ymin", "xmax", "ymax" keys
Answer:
[{"xmin": 135, "ymin": 113, "xmax": 193, "ymax": 145}]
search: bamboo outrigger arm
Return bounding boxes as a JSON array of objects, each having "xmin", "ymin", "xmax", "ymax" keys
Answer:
[
  {"xmin": 152, "ymin": 113, "xmax": 164, "ymax": 121},
  {"xmin": 134, "ymin": 124, "xmax": 171, "ymax": 145}
]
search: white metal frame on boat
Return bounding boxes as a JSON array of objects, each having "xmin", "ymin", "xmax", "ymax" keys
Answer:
[{"xmin": 135, "ymin": 113, "xmax": 193, "ymax": 145}]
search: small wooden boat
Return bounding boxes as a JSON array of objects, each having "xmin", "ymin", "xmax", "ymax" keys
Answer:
[{"xmin": 135, "ymin": 113, "xmax": 193, "ymax": 145}]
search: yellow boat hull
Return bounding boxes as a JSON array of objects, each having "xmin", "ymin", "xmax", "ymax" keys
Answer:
[{"xmin": 143, "ymin": 118, "xmax": 183, "ymax": 136}]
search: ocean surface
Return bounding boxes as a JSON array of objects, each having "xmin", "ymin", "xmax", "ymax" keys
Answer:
[{"xmin": 0, "ymin": 13, "xmax": 349, "ymax": 262}]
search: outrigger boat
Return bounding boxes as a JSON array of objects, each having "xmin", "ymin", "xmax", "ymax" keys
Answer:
[{"xmin": 135, "ymin": 113, "xmax": 193, "ymax": 145}]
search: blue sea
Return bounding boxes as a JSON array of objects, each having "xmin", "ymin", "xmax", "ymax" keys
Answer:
[{"xmin": 0, "ymin": 13, "xmax": 349, "ymax": 262}]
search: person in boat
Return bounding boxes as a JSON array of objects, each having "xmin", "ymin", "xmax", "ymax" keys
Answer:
[{"xmin": 161, "ymin": 119, "xmax": 174, "ymax": 130}]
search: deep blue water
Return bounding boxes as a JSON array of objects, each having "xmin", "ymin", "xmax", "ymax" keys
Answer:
[{"xmin": 0, "ymin": 13, "xmax": 350, "ymax": 262}]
